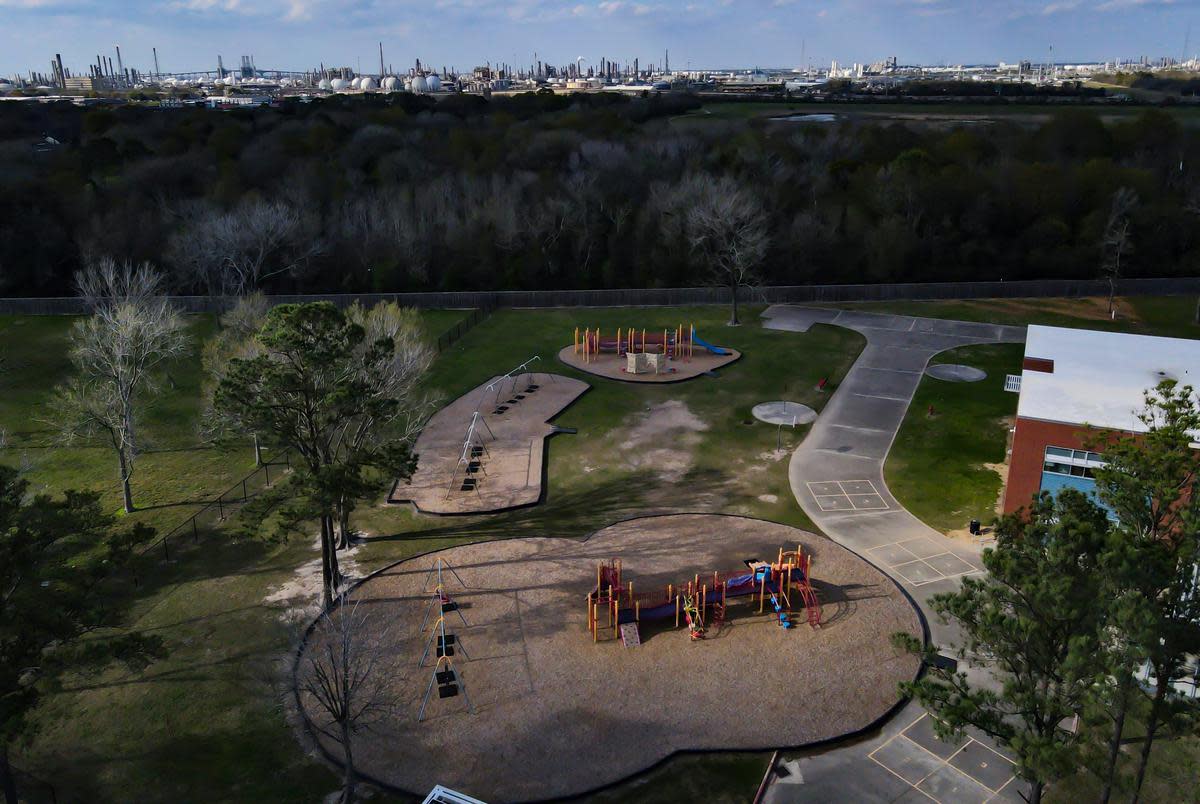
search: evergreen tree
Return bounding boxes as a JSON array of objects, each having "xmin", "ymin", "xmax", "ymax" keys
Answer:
[
  {"xmin": 1090, "ymin": 380, "xmax": 1200, "ymax": 801},
  {"xmin": 214, "ymin": 302, "xmax": 422, "ymax": 608},
  {"xmin": 896, "ymin": 490, "xmax": 1112, "ymax": 804},
  {"xmin": 0, "ymin": 465, "xmax": 161, "ymax": 804}
]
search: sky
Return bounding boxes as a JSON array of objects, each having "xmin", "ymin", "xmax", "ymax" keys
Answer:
[{"xmin": 0, "ymin": 0, "xmax": 1196, "ymax": 78}]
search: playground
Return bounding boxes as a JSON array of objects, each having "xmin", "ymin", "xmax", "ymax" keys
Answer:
[
  {"xmin": 558, "ymin": 323, "xmax": 741, "ymax": 383},
  {"xmin": 388, "ymin": 367, "xmax": 589, "ymax": 514},
  {"xmin": 296, "ymin": 514, "xmax": 923, "ymax": 801}
]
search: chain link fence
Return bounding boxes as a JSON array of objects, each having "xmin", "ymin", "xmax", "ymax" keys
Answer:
[
  {"xmin": 3, "ymin": 277, "xmax": 1200, "ymax": 315},
  {"xmin": 131, "ymin": 454, "xmax": 292, "ymax": 584}
]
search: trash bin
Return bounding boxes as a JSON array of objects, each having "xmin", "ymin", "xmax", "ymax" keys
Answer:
[{"xmin": 969, "ymin": 519, "xmax": 981, "ymax": 535}]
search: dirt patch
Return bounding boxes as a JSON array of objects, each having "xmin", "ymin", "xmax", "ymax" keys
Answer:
[
  {"xmin": 263, "ymin": 534, "xmax": 365, "ymax": 625},
  {"xmin": 972, "ymin": 296, "xmax": 1140, "ymax": 324},
  {"xmin": 617, "ymin": 400, "xmax": 708, "ymax": 477},
  {"xmin": 758, "ymin": 494, "xmax": 779, "ymax": 504}
]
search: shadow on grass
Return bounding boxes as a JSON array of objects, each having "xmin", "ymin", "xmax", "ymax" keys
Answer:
[{"xmin": 365, "ymin": 469, "xmax": 728, "ymax": 546}]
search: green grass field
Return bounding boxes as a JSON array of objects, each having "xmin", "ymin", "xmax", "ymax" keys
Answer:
[
  {"xmin": 3, "ymin": 304, "xmax": 865, "ymax": 803},
  {"xmin": 6, "ymin": 297, "xmax": 1197, "ymax": 802},
  {"xmin": 885, "ymin": 344, "xmax": 1025, "ymax": 534}
]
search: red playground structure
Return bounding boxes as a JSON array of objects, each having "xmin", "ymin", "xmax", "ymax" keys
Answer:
[
  {"xmin": 572, "ymin": 325, "xmax": 733, "ymax": 367},
  {"xmin": 585, "ymin": 547, "xmax": 821, "ymax": 644}
]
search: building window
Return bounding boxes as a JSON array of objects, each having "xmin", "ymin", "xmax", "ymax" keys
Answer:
[
  {"xmin": 1042, "ymin": 446, "xmax": 1104, "ymax": 478},
  {"xmin": 1039, "ymin": 446, "xmax": 1114, "ymax": 517}
]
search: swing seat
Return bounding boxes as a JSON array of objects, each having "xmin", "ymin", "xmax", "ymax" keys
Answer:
[
  {"xmin": 435, "ymin": 670, "xmax": 456, "ymax": 684},
  {"xmin": 438, "ymin": 684, "xmax": 459, "ymax": 699}
]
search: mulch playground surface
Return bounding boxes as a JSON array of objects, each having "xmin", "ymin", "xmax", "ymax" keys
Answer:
[
  {"xmin": 296, "ymin": 514, "xmax": 923, "ymax": 802},
  {"xmin": 388, "ymin": 372, "xmax": 589, "ymax": 514},
  {"xmin": 557, "ymin": 344, "xmax": 741, "ymax": 383}
]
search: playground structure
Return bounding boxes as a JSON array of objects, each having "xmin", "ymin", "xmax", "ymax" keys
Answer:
[
  {"xmin": 293, "ymin": 513, "xmax": 924, "ymax": 800},
  {"xmin": 585, "ymin": 546, "xmax": 821, "ymax": 645},
  {"xmin": 560, "ymin": 325, "xmax": 740, "ymax": 384},
  {"xmin": 573, "ymin": 324, "xmax": 735, "ymax": 375}
]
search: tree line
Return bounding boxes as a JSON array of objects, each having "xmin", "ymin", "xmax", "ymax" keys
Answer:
[{"xmin": 0, "ymin": 92, "xmax": 1198, "ymax": 298}]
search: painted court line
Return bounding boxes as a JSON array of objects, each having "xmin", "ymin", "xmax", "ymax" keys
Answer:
[
  {"xmin": 826, "ymin": 423, "xmax": 894, "ymax": 435},
  {"xmin": 851, "ymin": 392, "xmax": 912, "ymax": 403},
  {"xmin": 868, "ymin": 713, "xmax": 1017, "ymax": 803},
  {"xmin": 858, "ymin": 365, "xmax": 924, "ymax": 375},
  {"xmin": 911, "ymin": 569, "xmax": 985, "ymax": 588}
]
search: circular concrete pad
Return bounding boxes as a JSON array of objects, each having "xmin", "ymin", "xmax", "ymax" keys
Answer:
[
  {"xmin": 926, "ymin": 363, "xmax": 987, "ymax": 383},
  {"xmin": 295, "ymin": 514, "xmax": 922, "ymax": 801},
  {"xmin": 752, "ymin": 401, "xmax": 817, "ymax": 426}
]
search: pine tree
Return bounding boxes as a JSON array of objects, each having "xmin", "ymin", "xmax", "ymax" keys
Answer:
[{"xmin": 896, "ymin": 490, "xmax": 1112, "ymax": 804}]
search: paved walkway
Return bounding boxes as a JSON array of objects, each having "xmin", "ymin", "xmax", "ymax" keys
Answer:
[{"xmin": 760, "ymin": 305, "xmax": 1027, "ymax": 803}]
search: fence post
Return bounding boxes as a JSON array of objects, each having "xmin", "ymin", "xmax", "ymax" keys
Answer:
[
  {"xmin": 264, "ymin": 463, "xmax": 271, "ymax": 486},
  {"xmin": 163, "ymin": 536, "xmax": 169, "ymax": 562},
  {"xmin": 218, "ymin": 497, "xmax": 224, "ymax": 521},
  {"xmin": 192, "ymin": 517, "xmax": 198, "ymax": 543},
  {"xmin": 242, "ymin": 479, "xmax": 248, "ymax": 501}
]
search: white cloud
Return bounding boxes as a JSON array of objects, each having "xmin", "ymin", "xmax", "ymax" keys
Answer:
[{"xmin": 283, "ymin": 0, "xmax": 312, "ymax": 21}]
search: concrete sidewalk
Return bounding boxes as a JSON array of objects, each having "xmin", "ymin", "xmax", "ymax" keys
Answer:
[{"xmin": 760, "ymin": 305, "xmax": 1028, "ymax": 803}]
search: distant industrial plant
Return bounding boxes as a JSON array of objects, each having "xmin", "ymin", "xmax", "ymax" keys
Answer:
[{"xmin": 1, "ymin": 42, "xmax": 1197, "ymax": 106}]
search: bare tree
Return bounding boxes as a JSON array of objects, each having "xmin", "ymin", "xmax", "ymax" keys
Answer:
[
  {"xmin": 299, "ymin": 603, "xmax": 395, "ymax": 804},
  {"xmin": 199, "ymin": 292, "xmax": 270, "ymax": 457},
  {"xmin": 169, "ymin": 199, "xmax": 324, "ymax": 296},
  {"xmin": 49, "ymin": 258, "xmax": 187, "ymax": 513},
  {"xmin": 1100, "ymin": 187, "xmax": 1138, "ymax": 317},
  {"xmin": 683, "ymin": 174, "xmax": 769, "ymax": 326}
]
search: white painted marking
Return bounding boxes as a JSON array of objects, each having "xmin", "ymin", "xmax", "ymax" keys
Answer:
[
  {"xmin": 852, "ymin": 392, "xmax": 912, "ymax": 403},
  {"xmin": 858, "ymin": 365, "xmax": 924, "ymax": 375},
  {"xmin": 827, "ymin": 423, "xmax": 893, "ymax": 435}
]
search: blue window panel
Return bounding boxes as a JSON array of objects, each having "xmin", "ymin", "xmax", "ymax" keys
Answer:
[{"xmin": 1038, "ymin": 472, "xmax": 1116, "ymax": 519}]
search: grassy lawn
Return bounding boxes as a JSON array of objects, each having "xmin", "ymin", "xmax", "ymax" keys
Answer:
[
  {"xmin": 824, "ymin": 295, "xmax": 1200, "ymax": 340},
  {"xmin": 885, "ymin": 344, "xmax": 1024, "ymax": 535},
  {"xmin": 7, "ymin": 304, "xmax": 866, "ymax": 803}
]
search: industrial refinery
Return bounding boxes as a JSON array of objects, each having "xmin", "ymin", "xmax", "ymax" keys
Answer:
[{"xmin": 2, "ymin": 42, "xmax": 1197, "ymax": 106}]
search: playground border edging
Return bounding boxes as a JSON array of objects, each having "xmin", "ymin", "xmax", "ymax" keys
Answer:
[{"xmin": 289, "ymin": 512, "xmax": 930, "ymax": 803}]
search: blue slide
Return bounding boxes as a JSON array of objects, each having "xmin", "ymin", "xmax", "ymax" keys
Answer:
[{"xmin": 691, "ymin": 331, "xmax": 732, "ymax": 356}]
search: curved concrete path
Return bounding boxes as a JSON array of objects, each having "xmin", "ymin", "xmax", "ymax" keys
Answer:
[{"xmin": 761, "ymin": 305, "xmax": 1028, "ymax": 804}]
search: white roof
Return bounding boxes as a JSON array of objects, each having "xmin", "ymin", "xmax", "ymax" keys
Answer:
[{"xmin": 1018, "ymin": 324, "xmax": 1200, "ymax": 432}]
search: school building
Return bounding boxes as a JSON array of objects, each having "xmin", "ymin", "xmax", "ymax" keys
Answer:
[{"xmin": 1003, "ymin": 324, "xmax": 1200, "ymax": 515}]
